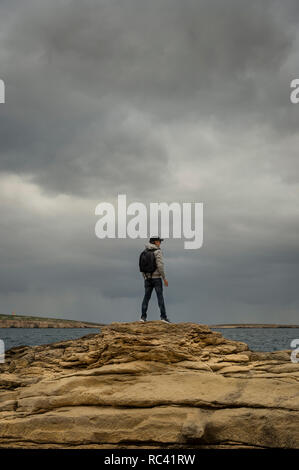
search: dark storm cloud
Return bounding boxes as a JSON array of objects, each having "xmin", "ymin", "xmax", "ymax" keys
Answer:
[
  {"xmin": 0, "ymin": 0, "xmax": 299, "ymax": 323},
  {"xmin": 1, "ymin": 0, "xmax": 299, "ymax": 195}
]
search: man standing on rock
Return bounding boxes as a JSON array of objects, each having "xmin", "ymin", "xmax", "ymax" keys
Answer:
[{"xmin": 139, "ymin": 236, "xmax": 171, "ymax": 323}]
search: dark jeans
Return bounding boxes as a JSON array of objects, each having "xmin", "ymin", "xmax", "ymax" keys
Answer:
[{"xmin": 141, "ymin": 277, "xmax": 167, "ymax": 319}]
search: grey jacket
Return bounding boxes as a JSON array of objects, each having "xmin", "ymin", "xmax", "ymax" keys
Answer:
[{"xmin": 141, "ymin": 243, "xmax": 166, "ymax": 280}]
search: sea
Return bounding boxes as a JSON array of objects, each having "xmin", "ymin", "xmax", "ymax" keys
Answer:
[
  {"xmin": 0, "ymin": 328, "xmax": 100, "ymax": 352},
  {"xmin": 1, "ymin": 326, "xmax": 299, "ymax": 353}
]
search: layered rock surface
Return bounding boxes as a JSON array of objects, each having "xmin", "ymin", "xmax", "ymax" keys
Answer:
[{"xmin": 0, "ymin": 321, "xmax": 298, "ymax": 449}]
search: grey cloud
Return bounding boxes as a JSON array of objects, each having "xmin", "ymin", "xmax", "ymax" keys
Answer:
[
  {"xmin": 0, "ymin": 0, "xmax": 299, "ymax": 324},
  {"xmin": 1, "ymin": 0, "xmax": 299, "ymax": 196}
]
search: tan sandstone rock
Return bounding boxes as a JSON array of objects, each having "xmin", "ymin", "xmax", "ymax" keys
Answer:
[{"xmin": 0, "ymin": 321, "xmax": 298, "ymax": 449}]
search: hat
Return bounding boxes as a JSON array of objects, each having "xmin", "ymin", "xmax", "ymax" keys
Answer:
[{"xmin": 149, "ymin": 236, "xmax": 164, "ymax": 243}]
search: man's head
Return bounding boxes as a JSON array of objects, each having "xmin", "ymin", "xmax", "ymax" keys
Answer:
[{"xmin": 149, "ymin": 236, "xmax": 164, "ymax": 247}]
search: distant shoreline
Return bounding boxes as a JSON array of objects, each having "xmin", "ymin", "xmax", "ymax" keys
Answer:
[
  {"xmin": 209, "ymin": 324, "xmax": 299, "ymax": 328},
  {"xmin": 0, "ymin": 314, "xmax": 104, "ymax": 328},
  {"xmin": 0, "ymin": 314, "xmax": 298, "ymax": 328}
]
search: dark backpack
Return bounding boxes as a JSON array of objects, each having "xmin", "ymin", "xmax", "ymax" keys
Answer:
[{"xmin": 139, "ymin": 249, "xmax": 157, "ymax": 275}]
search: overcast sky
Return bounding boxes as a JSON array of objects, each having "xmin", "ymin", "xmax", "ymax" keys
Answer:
[{"xmin": 0, "ymin": 0, "xmax": 299, "ymax": 324}]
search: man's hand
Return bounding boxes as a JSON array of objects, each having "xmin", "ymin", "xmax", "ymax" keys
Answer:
[{"xmin": 164, "ymin": 279, "xmax": 168, "ymax": 287}]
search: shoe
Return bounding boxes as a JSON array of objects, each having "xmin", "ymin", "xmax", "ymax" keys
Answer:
[
  {"xmin": 140, "ymin": 317, "xmax": 147, "ymax": 322},
  {"xmin": 160, "ymin": 316, "xmax": 171, "ymax": 323}
]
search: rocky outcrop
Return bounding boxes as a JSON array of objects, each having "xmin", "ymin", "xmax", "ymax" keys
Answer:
[{"xmin": 0, "ymin": 321, "xmax": 298, "ymax": 449}]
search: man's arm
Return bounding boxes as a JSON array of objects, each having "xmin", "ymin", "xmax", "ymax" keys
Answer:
[{"xmin": 154, "ymin": 249, "xmax": 166, "ymax": 281}]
